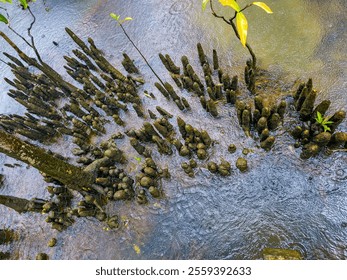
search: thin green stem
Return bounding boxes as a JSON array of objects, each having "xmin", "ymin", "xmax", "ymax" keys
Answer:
[{"xmin": 210, "ymin": 0, "xmax": 256, "ymax": 69}]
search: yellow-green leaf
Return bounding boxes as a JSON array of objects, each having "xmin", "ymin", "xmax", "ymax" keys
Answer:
[
  {"xmin": 0, "ymin": 13, "xmax": 8, "ymax": 24},
  {"xmin": 19, "ymin": 0, "xmax": 28, "ymax": 9},
  {"xmin": 236, "ymin": 12, "xmax": 248, "ymax": 47},
  {"xmin": 124, "ymin": 17, "xmax": 133, "ymax": 21},
  {"xmin": 110, "ymin": 13, "xmax": 120, "ymax": 21},
  {"xmin": 219, "ymin": 0, "xmax": 240, "ymax": 12},
  {"xmin": 252, "ymin": 2, "xmax": 273, "ymax": 14},
  {"xmin": 133, "ymin": 244, "xmax": 141, "ymax": 255},
  {"xmin": 202, "ymin": 0, "xmax": 210, "ymax": 11}
]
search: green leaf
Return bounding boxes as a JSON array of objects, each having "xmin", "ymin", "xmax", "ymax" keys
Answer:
[
  {"xmin": 323, "ymin": 125, "xmax": 330, "ymax": 132},
  {"xmin": 123, "ymin": 17, "xmax": 133, "ymax": 21},
  {"xmin": 219, "ymin": 0, "xmax": 240, "ymax": 12},
  {"xmin": 0, "ymin": 0, "xmax": 13, "ymax": 3},
  {"xmin": 0, "ymin": 13, "xmax": 9, "ymax": 24},
  {"xmin": 252, "ymin": 2, "xmax": 273, "ymax": 13},
  {"xmin": 202, "ymin": 0, "xmax": 210, "ymax": 11},
  {"xmin": 19, "ymin": 0, "xmax": 28, "ymax": 9},
  {"xmin": 316, "ymin": 111, "xmax": 323, "ymax": 123},
  {"xmin": 134, "ymin": 156, "xmax": 142, "ymax": 162},
  {"xmin": 236, "ymin": 12, "xmax": 248, "ymax": 47},
  {"xmin": 110, "ymin": 13, "xmax": 120, "ymax": 21},
  {"xmin": 316, "ymin": 111, "xmax": 334, "ymax": 131}
]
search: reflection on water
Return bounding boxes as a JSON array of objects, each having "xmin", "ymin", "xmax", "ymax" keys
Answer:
[{"xmin": 0, "ymin": 0, "xmax": 346, "ymax": 259}]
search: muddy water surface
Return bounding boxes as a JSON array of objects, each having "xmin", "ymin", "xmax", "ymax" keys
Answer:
[{"xmin": 0, "ymin": 0, "xmax": 346, "ymax": 259}]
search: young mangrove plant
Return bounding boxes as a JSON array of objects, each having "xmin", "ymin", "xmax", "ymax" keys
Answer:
[
  {"xmin": 315, "ymin": 112, "xmax": 334, "ymax": 132},
  {"xmin": 110, "ymin": 13, "xmax": 166, "ymax": 87},
  {"xmin": 202, "ymin": 0, "xmax": 273, "ymax": 69}
]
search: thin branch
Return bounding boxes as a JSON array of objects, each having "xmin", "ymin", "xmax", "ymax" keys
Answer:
[
  {"xmin": 27, "ymin": 7, "xmax": 43, "ymax": 64},
  {"xmin": 0, "ymin": 6, "xmax": 33, "ymax": 48},
  {"xmin": 209, "ymin": 0, "xmax": 230, "ymax": 25},
  {"xmin": 240, "ymin": 4, "xmax": 253, "ymax": 13},
  {"xmin": 229, "ymin": 17, "xmax": 257, "ymax": 68},
  {"xmin": 0, "ymin": 58, "xmax": 9, "ymax": 65},
  {"xmin": 210, "ymin": 0, "xmax": 256, "ymax": 69},
  {"xmin": 0, "ymin": 6, "xmax": 43, "ymax": 64},
  {"xmin": 118, "ymin": 23, "xmax": 166, "ymax": 87}
]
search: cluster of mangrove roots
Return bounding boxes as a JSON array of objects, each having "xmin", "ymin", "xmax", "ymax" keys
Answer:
[
  {"xmin": 291, "ymin": 79, "xmax": 347, "ymax": 159},
  {"xmin": 0, "ymin": 26, "xmax": 346, "ymax": 238}
]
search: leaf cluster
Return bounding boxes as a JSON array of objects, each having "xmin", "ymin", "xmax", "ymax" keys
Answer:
[
  {"xmin": 315, "ymin": 112, "xmax": 333, "ymax": 132},
  {"xmin": 202, "ymin": 0, "xmax": 272, "ymax": 47},
  {"xmin": 110, "ymin": 13, "xmax": 133, "ymax": 25}
]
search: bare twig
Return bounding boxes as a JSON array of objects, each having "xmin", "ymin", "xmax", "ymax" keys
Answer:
[
  {"xmin": 0, "ymin": 58, "xmax": 9, "ymax": 65},
  {"xmin": 0, "ymin": 6, "xmax": 43, "ymax": 64},
  {"xmin": 209, "ymin": 0, "xmax": 230, "ymax": 24},
  {"xmin": 118, "ymin": 22, "xmax": 166, "ymax": 87},
  {"xmin": 0, "ymin": 6, "xmax": 33, "ymax": 48},
  {"xmin": 27, "ymin": 7, "xmax": 43, "ymax": 64},
  {"xmin": 210, "ymin": 0, "xmax": 257, "ymax": 69}
]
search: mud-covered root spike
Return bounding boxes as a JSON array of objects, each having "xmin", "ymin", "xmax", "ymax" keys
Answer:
[
  {"xmin": 260, "ymin": 136, "xmax": 275, "ymax": 151},
  {"xmin": 200, "ymin": 96, "xmax": 207, "ymax": 110},
  {"xmin": 328, "ymin": 132, "xmax": 347, "ymax": 148},
  {"xmin": 294, "ymin": 82, "xmax": 305, "ymax": 100},
  {"xmin": 181, "ymin": 55, "xmax": 190, "ymax": 76},
  {"xmin": 159, "ymin": 53, "xmax": 170, "ymax": 72},
  {"xmin": 207, "ymin": 99, "xmax": 218, "ymax": 117},
  {"xmin": 170, "ymin": 73, "xmax": 183, "ymax": 88},
  {"xmin": 328, "ymin": 110, "xmax": 346, "ymax": 132},
  {"xmin": 212, "ymin": 49, "xmax": 219, "ymax": 70},
  {"xmin": 241, "ymin": 109, "xmax": 251, "ymax": 137},
  {"xmin": 226, "ymin": 89, "xmax": 237, "ymax": 105},
  {"xmin": 295, "ymin": 86, "xmax": 309, "ymax": 111},
  {"xmin": 133, "ymin": 104, "xmax": 145, "ymax": 118},
  {"xmin": 193, "ymin": 82, "xmax": 203, "ymax": 96},
  {"xmin": 202, "ymin": 63, "xmax": 212, "ymax": 77},
  {"xmin": 277, "ymin": 100, "xmax": 287, "ymax": 118},
  {"xmin": 164, "ymin": 82, "xmax": 180, "ymax": 100},
  {"xmin": 181, "ymin": 97, "xmax": 191, "ymax": 110},
  {"xmin": 207, "ymin": 87, "xmax": 216, "ymax": 100},
  {"xmin": 299, "ymin": 90, "xmax": 317, "ymax": 121},
  {"xmin": 177, "ymin": 116, "xmax": 187, "ymax": 138},
  {"xmin": 175, "ymin": 99, "xmax": 185, "ymax": 111},
  {"xmin": 197, "ymin": 43, "xmax": 207, "ymax": 66},
  {"xmin": 154, "ymin": 82, "xmax": 170, "ymax": 99},
  {"xmin": 257, "ymin": 117, "xmax": 268, "ymax": 134},
  {"xmin": 165, "ymin": 54, "xmax": 180, "ymax": 75},
  {"xmin": 222, "ymin": 73, "xmax": 231, "ymax": 91},
  {"xmin": 268, "ymin": 113, "xmax": 281, "ymax": 130},
  {"xmin": 306, "ymin": 78, "xmax": 313, "ymax": 93},
  {"xmin": 300, "ymin": 143, "xmax": 320, "ymax": 159},
  {"xmin": 231, "ymin": 75, "xmax": 238, "ymax": 91},
  {"xmin": 130, "ymin": 138, "xmax": 146, "ymax": 155},
  {"xmin": 122, "ymin": 53, "xmax": 140, "ymax": 74},
  {"xmin": 156, "ymin": 106, "xmax": 173, "ymax": 118},
  {"xmin": 148, "ymin": 110, "xmax": 157, "ymax": 120},
  {"xmin": 65, "ymin": 28, "xmax": 92, "ymax": 56},
  {"xmin": 311, "ymin": 100, "xmax": 331, "ymax": 122},
  {"xmin": 236, "ymin": 157, "xmax": 248, "ymax": 172}
]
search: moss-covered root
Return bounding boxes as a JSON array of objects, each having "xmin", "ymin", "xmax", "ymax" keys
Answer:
[{"xmin": 0, "ymin": 130, "xmax": 95, "ymax": 192}]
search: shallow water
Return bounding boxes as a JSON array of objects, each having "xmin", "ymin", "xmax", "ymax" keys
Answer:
[{"xmin": 0, "ymin": 0, "xmax": 346, "ymax": 259}]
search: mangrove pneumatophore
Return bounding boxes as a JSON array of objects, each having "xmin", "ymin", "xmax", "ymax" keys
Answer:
[{"xmin": 0, "ymin": 24, "xmax": 346, "ymax": 239}]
